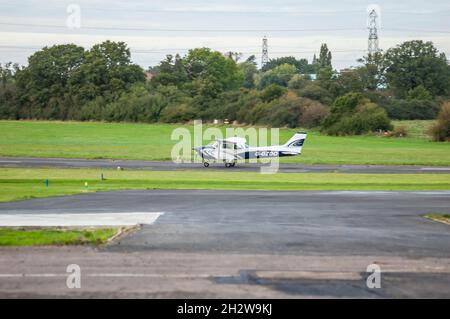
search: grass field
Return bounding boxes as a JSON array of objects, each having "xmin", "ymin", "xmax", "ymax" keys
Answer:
[
  {"xmin": 0, "ymin": 168, "xmax": 449, "ymax": 202},
  {"xmin": 423, "ymin": 214, "xmax": 450, "ymax": 226},
  {"xmin": 0, "ymin": 227, "xmax": 118, "ymax": 246},
  {"xmin": 392, "ymin": 120, "xmax": 435, "ymax": 139},
  {"xmin": 0, "ymin": 120, "xmax": 449, "ymax": 166}
]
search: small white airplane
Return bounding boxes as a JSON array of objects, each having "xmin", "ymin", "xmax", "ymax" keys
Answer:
[{"xmin": 193, "ymin": 132, "xmax": 307, "ymax": 167}]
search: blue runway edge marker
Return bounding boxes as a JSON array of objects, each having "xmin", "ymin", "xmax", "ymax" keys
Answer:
[{"xmin": 45, "ymin": 179, "xmax": 49, "ymax": 187}]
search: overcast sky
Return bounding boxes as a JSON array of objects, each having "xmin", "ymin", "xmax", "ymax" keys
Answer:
[{"xmin": 0, "ymin": 0, "xmax": 449, "ymax": 70}]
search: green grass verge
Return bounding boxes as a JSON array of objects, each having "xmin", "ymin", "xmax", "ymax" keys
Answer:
[
  {"xmin": 392, "ymin": 120, "xmax": 435, "ymax": 139},
  {"xmin": 0, "ymin": 227, "xmax": 118, "ymax": 246},
  {"xmin": 0, "ymin": 168, "xmax": 449, "ymax": 202},
  {"xmin": 423, "ymin": 214, "xmax": 450, "ymax": 225},
  {"xmin": 0, "ymin": 120, "xmax": 449, "ymax": 166}
]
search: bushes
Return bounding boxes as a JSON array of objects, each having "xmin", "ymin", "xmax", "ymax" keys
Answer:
[
  {"xmin": 237, "ymin": 91, "xmax": 328, "ymax": 128},
  {"xmin": 378, "ymin": 85, "xmax": 440, "ymax": 120},
  {"xmin": 0, "ymin": 83, "xmax": 18, "ymax": 119},
  {"xmin": 407, "ymin": 85, "xmax": 433, "ymax": 101},
  {"xmin": 430, "ymin": 102, "xmax": 450, "ymax": 141},
  {"xmin": 71, "ymin": 83, "xmax": 193, "ymax": 123},
  {"xmin": 260, "ymin": 84, "xmax": 287, "ymax": 102},
  {"xmin": 297, "ymin": 82, "xmax": 333, "ymax": 105},
  {"xmin": 288, "ymin": 74, "xmax": 311, "ymax": 90},
  {"xmin": 77, "ymin": 97, "xmax": 106, "ymax": 121},
  {"xmin": 322, "ymin": 92, "xmax": 392, "ymax": 135},
  {"xmin": 386, "ymin": 126, "xmax": 408, "ymax": 138},
  {"xmin": 300, "ymin": 100, "xmax": 329, "ymax": 128},
  {"xmin": 254, "ymin": 63, "xmax": 297, "ymax": 89},
  {"xmin": 384, "ymin": 99, "xmax": 440, "ymax": 120},
  {"xmin": 160, "ymin": 104, "xmax": 196, "ymax": 123},
  {"xmin": 197, "ymin": 90, "xmax": 253, "ymax": 121}
]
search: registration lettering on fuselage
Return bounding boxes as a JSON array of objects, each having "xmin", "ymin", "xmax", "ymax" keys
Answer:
[{"xmin": 255, "ymin": 151, "xmax": 279, "ymax": 157}]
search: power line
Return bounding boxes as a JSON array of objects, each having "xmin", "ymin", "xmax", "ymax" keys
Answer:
[
  {"xmin": 0, "ymin": 22, "xmax": 362, "ymax": 33},
  {"xmin": 0, "ymin": 45, "xmax": 443, "ymax": 56},
  {"xmin": 0, "ymin": 45, "xmax": 368, "ymax": 55},
  {"xmin": 0, "ymin": 45, "xmax": 366, "ymax": 51},
  {"xmin": 1, "ymin": 3, "xmax": 450, "ymax": 16},
  {"xmin": 1, "ymin": 46, "xmax": 449, "ymax": 57},
  {"xmin": 386, "ymin": 28, "xmax": 450, "ymax": 34},
  {"xmin": 1, "ymin": 21, "xmax": 449, "ymax": 34}
]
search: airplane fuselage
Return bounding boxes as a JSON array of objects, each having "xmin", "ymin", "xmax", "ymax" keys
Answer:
[
  {"xmin": 193, "ymin": 132, "xmax": 307, "ymax": 167},
  {"xmin": 194, "ymin": 145, "xmax": 301, "ymax": 162}
]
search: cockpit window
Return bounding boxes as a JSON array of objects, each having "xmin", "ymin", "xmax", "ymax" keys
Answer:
[
  {"xmin": 222, "ymin": 142, "xmax": 236, "ymax": 150},
  {"xmin": 209, "ymin": 141, "xmax": 247, "ymax": 150}
]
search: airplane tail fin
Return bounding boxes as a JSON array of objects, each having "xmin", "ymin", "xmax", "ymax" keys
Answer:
[{"xmin": 284, "ymin": 132, "xmax": 307, "ymax": 152}]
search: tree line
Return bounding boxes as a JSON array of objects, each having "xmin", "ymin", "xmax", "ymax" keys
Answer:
[{"xmin": 0, "ymin": 39, "xmax": 449, "ymax": 140}]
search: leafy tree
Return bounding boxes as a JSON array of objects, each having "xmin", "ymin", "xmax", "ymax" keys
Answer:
[
  {"xmin": 0, "ymin": 62, "xmax": 19, "ymax": 119},
  {"xmin": 288, "ymin": 74, "xmax": 311, "ymax": 90},
  {"xmin": 224, "ymin": 51, "xmax": 243, "ymax": 62},
  {"xmin": 335, "ymin": 53, "xmax": 386, "ymax": 95},
  {"xmin": 5, "ymin": 40, "xmax": 450, "ymax": 125},
  {"xmin": 262, "ymin": 56, "xmax": 314, "ymax": 74},
  {"xmin": 0, "ymin": 62, "xmax": 19, "ymax": 87},
  {"xmin": 255, "ymin": 63, "xmax": 297, "ymax": 89},
  {"xmin": 383, "ymin": 40, "xmax": 450, "ymax": 98},
  {"xmin": 299, "ymin": 98, "xmax": 329, "ymax": 128},
  {"xmin": 430, "ymin": 102, "xmax": 450, "ymax": 141},
  {"xmin": 239, "ymin": 91, "xmax": 328, "ymax": 128},
  {"xmin": 316, "ymin": 44, "xmax": 332, "ymax": 70},
  {"xmin": 16, "ymin": 44, "xmax": 85, "ymax": 108},
  {"xmin": 14, "ymin": 41, "xmax": 144, "ymax": 120},
  {"xmin": 334, "ymin": 68, "xmax": 366, "ymax": 95},
  {"xmin": 151, "ymin": 54, "xmax": 188, "ymax": 87},
  {"xmin": 384, "ymin": 99, "xmax": 439, "ymax": 120},
  {"xmin": 184, "ymin": 48, "xmax": 243, "ymax": 93},
  {"xmin": 14, "ymin": 44, "xmax": 86, "ymax": 118},
  {"xmin": 316, "ymin": 66, "xmax": 340, "ymax": 98},
  {"xmin": 357, "ymin": 52, "xmax": 385, "ymax": 90},
  {"xmin": 260, "ymin": 84, "xmax": 287, "ymax": 102},
  {"xmin": 199, "ymin": 89, "xmax": 257, "ymax": 121},
  {"xmin": 160, "ymin": 103, "xmax": 196, "ymax": 123},
  {"xmin": 322, "ymin": 92, "xmax": 392, "ymax": 135},
  {"xmin": 99, "ymin": 83, "xmax": 190, "ymax": 123},
  {"xmin": 264, "ymin": 92, "xmax": 329, "ymax": 128},
  {"xmin": 297, "ymin": 82, "xmax": 333, "ymax": 105},
  {"xmin": 407, "ymin": 85, "xmax": 433, "ymax": 101},
  {"xmin": 238, "ymin": 55, "xmax": 258, "ymax": 89},
  {"xmin": 71, "ymin": 41, "xmax": 145, "ymax": 103}
]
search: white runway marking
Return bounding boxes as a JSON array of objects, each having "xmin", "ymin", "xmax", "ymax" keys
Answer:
[
  {"xmin": 0, "ymin": 273, "xmax": 216, "ymax": 278},
  {"xmin": 0, "ymin": 212, "xmax": 163, "ymax": 227}
]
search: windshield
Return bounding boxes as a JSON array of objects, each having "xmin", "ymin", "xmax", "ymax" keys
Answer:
[{"xmin": 207, "ymin": 141, "xmax": 219, "ymax": 148}]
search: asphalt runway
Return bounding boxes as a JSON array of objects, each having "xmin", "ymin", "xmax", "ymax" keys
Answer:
[
  {"xmin": 1, "ymin": 156, "xmax": 450, "ymax": 173},
  {"xmin": 1, "ymin": 190, "xmax": 450, "ymax": 297},
  {"xmin": 1, "ymin": 189, "xmax": 449, "ymax": 257}
]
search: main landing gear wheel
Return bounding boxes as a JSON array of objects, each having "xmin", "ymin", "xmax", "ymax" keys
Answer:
[
  {"xmin": 225, "ymin": 162, "xmax": 236, "ymax": 168},
  {"xmin": 203, "ymin": 162, "xmax": 210, "ymax": 167}
]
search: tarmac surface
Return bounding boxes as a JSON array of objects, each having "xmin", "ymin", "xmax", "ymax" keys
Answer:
[
  {"xmin": 1, "ymin": 156, "xmax": 450, "ymax": 173},
  {"xmin": 1, "ymin": 189, "xmax": 450, "ymax": 298}
]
